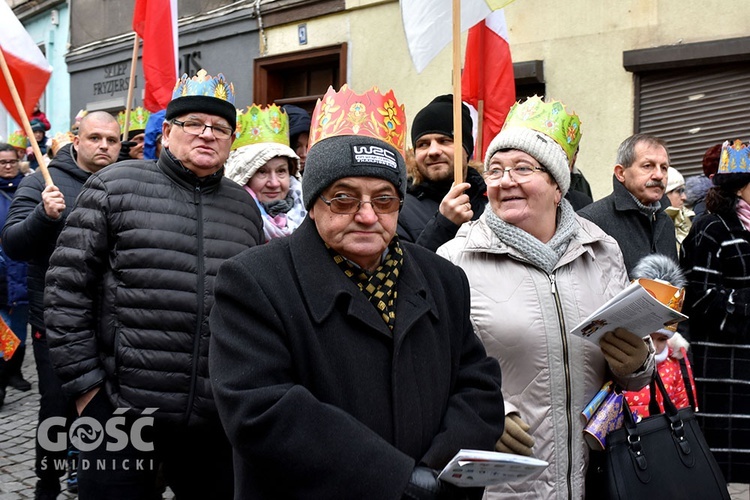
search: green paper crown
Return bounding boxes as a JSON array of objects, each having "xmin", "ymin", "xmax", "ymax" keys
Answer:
[
  {"xmin": 718, "ymin": 139, "xmax": 750, "ymax": 175},
  {"xmin": 232, "ymin": 104, "xmax": 290, "ymax": 151},
  {"xmin": 172, "ymin": 69, "xmax": 235, "ymax": 104},
  {"xmin": 502, "ymin": 95, "xmax": 581, "ymax": 162},
  {"xmin": 7, "ymin": 130, "xmax": 28, "ymax": 150},
  {"xmin": 117, "ymin": 107, "xmax": 151, "ymax": 134}
]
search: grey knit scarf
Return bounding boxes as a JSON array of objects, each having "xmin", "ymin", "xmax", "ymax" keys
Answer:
[
  {"xmin": 485, "ymin": 199, "xmax": 579, "ymax": 274},
  {"xmin": 630, "ymin": 192, "xmax": 661, "ymax": 217}
]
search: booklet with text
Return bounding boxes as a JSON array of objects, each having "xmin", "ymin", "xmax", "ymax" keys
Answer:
[
  {"xmin": 570, "ymin": 278, "xmax": 687, "ymax": 343},
  {"xmin": 438, "ymin": 449, "xmax": 549, "ymax": 487}
]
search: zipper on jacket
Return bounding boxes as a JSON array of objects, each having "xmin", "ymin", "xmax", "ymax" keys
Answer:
[
  {"xmin": 184, "ymin": 183, "xmax": 205, "ymax": 423},
  {"xmin": 549, "ymin": 273, "xmax": 574, "ymax": 500}
]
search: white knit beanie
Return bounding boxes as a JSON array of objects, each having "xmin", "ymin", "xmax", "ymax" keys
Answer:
[
  {"xmin": 484, "ymin": 126, "xmax": 571, "ymax": 196},
  {"xmin": 666, "ymin": 167, "xmax": 685, "ymax": 193}
]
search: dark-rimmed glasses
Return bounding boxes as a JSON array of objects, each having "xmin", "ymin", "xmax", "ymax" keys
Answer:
[
  {"xmin": 171, "ymin": 119, "xmax": 233, "ymax": 140},
  {"xmin": 319, "ymin": 194, "xmax": 402, "ymax": 214},
  {"xmin": 0, "ymin": 159, "xmax": 19, "ymax": 167},
  {"xmin": 483, "ymin": 165, "xmax": 548, "ymax": 184}
]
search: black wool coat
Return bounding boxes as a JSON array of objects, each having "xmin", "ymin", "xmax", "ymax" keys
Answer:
[
  {"xmin": 577, "ymin": 175, "xmax": 677, "ymax": 277},
  {"xmin": 44, "ymin": 150, "xmax": 263, "ymax": 426},
  {"xmin": 209, "ymin": 218, "xmax": 504, "ymax": 499}
]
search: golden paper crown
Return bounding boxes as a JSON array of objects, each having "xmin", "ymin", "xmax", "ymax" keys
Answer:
[
  {"xmin": 172, "ymin": 69, "xmax": 235, "ymax": 104},
  {"xmin": 232, "ymin": 104, "xmax": 289, "ymax": 151},
  {"xmin": 7, "ymin": 130, "xmax": 28, "ymax": 150},
  {"xmin": 717, "ymin": 139, "xmax": 750, "ymax": 175},
  {"xmin": 50, "ymin": 131, "xmax": 75, "ymax": 156},
  {"xmin": 309, "ymin": 85, "xmax": 406, "ymax": 156},
  {"xmin": 503, "ymin": 95, "xmax": 581, "ymax": 163},
  {"xmin": 117, "ymin": 107, "xmax": 151, "ymax": 134}
]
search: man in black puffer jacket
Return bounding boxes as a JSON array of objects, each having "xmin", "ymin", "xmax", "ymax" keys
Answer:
[
  {"xmin": 3, "ymin": 110, "xmax": 122, "ymax": 499},
  {"xmin": 44, "ymin": 70, "xmax": 263, "ymax": 499}
]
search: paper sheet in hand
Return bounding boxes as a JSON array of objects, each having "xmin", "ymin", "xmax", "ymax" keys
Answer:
[
  {"xmin": 438, "ymin": 449, "xmax": 548, "ymax": 487},
  {"xmin": 570, "ymin": 278, "xmax": 687, "ymax": 343}
]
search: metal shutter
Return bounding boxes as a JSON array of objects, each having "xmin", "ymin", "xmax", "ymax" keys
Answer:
[{"xmin": 636, "ymin": 63, "xmax": 750, "ymax": 177}]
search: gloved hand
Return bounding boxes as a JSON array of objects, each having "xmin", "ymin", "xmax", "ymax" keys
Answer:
[
  {"xmin": 401, "ymin": 466, "xmax": 465, "ymax": 500},
  {"xmin": 117, "ymin": 140, "xmax": 136, "ymax": 162},
  {"xmin": 495, "ymin": 413, "xmax": 534, "ymax": 456},
  {"xmin": 600, "ymin": 328, "xmax": 650, "ymax": 376}
]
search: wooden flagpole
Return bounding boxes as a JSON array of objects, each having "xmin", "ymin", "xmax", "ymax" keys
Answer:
[
  {"xmin": 122, "ymin": 34, "xmax": 140, "ymax": 142},
  {"xmin": 452, "ymin": 0, "xmax": 464, "ymax": 184},
  {"xmin": 0, "ymin": 48, "xmax": 53, "ymax": 187}
]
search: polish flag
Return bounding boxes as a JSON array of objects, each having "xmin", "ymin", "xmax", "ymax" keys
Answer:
[
  {"xmin": 133, "ymin": 0, "xmax": 179, "ymax": 112},
  {"xmin": 462, "ymin": 9, "xmax": 516, "ymax": 160},
  {"xmin": 0, "ymin": 1, "xmax": 53, "ymax": 128},
  {"xmin": 400, "ymin": 0, "xmax": 516, "ymax": 74}
]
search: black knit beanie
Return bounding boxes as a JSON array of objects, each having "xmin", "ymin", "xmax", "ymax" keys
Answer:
[
  {"xmin": 302, "ymin": 135, "xmax": 407, "ymax": 210},
  {"xmin": 411, "ymin": 94, "xmax": 474, "ymax": 159},
  {"xmin": 166, "ymin": 96, "xmax": 237, "ymax": 131}
]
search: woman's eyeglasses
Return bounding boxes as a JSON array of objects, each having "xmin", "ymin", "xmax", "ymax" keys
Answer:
[{"xmin": 483, "ymin": 165, "xmax": 548, "ymax": 184}]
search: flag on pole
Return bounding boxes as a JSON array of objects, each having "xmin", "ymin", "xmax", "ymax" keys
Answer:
[
  {"xmin": 462, "ymin": 9, "xmax": 516, "ymax": 160},
  {"xmin": 400, "ymin": 0, "xmax": 516, "ymax": 73},
  {"xmin": 0, "ymin": 1, "xmax": 52, "ymax": 128},
  {"xmin": 133, "ymin": 0, "xmax": 179, "ymax": 112}
]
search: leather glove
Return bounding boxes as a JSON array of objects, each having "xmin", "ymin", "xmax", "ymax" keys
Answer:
[
  {"xmin": 600, "ymin": 328, "xmax": 649, "ymax": 376},
  {"xmin": 401, "ymin": 466, "xmax": 465, "ymax": 500},
  {"xmin": 495, "ymin": 413, "xmax": 534, "ymax": 456}
]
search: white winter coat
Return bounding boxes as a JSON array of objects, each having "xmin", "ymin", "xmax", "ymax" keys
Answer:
[{"xmin": 438, "ymin": 213, "xmax": 654, "ymax": 499}]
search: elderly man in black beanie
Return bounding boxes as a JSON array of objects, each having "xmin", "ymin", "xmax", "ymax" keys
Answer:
[
  {"xmin": 44, "ymin": 70, "xmax": 263, "ymax": 499},
  {"xmin": 209, "ymin": 85, "xmax": 504, "ymax": 499},
  {"xmin": 397, "ymin": 94, "xmax": 487, "ymax": 251}
]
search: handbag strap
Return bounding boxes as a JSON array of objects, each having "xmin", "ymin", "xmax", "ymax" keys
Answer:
[{"xmin": 679, "ymin": 356, "xmax": 697, "ymax": 410}]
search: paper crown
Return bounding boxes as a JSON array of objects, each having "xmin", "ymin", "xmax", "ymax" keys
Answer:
[
  {"xmin": 7, "ymin": 130, "xmax": 28, "ymax": 150},
  {"xmin": 309, "ymin": 85, "xmax": 406, "ymax": 156},
  {"xmin": 50, "ymin": 131, "xmax": 75, "ymax": 156},
  {"xmin": 717, "ymin": 139, "xmax": 750, "ymax": 174},
  {"xmin": 117, "ymin": 107, "xmax": 151, "ymax": 134},
  {"xmin": 502, "ymin": 95, "xmax": 581, "ymax": 162},
  {"xmin": 172, "ymin": 69, "xmax": 235, "ymax": 105},
  {"xmin": 232, "ymin": 104, "xmax": 289, "ymax": 151}
]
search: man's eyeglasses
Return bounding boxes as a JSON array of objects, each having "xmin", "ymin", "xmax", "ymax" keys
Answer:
[
  {"xmin": 171, "ymin": 120, "xmax": 233, "ymax": 140},
  {"xmin": 483, "ymin": 165, "xmax": 548, "ymax": 184},
  {"xmin": 319, "ymin": 195, "xmax": 402, "ymax": 214},
  {"xmin": 0, "ymin": 159, "xmax": 19, "ymax": 167}
]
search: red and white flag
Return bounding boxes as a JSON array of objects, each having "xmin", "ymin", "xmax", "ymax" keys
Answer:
[
  {"xmin": 0, "ymin": 1, "xmax": 53, "ymax": 128},
  {"xmin": 133, "ymin": 0, "xmax": 179, "ymax": 112},
  {"xmin": 462, "ymin": 9, "xmax": 516, "ymax": 160}
]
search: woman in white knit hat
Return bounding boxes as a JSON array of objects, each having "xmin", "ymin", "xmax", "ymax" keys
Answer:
[
  {"xmin": 438, "ymin": 96, "xmax": 655, "ymax": 499},
  {"xmin": 664, "ymin": 166, "xmax": 694, "ymax": 250},
  {"xmin": 225, "ymin": 105, "xmax": 306, "ymax": 242}
]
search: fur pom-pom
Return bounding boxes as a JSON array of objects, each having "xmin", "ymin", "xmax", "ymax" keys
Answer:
[{"xmin": 631, "ymin": 254, "xmax": 686, "ymax": 288}]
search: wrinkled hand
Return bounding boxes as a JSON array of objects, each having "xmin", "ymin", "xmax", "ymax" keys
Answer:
[
  {"xmin": 41, "ymin": 185, "xmax": 66, "ymax": 219},
  {"xmin": 600, "ymin": 328, "xmax": 649, "ymax": 376},
  {"xmin": 496, "ymin": 414, "xmax": 534, "ymax": 456},
  {"xmin": 438, "ymin": 182, "xmax": 473, "ymax": 226},
  {"xmin": 401, "ymin": 466, "xmax": 466, "ymax": 500}
]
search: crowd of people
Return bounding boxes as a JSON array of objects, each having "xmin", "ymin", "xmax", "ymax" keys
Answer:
[{"xmin": 0, "ymin": 74, "xmax": 747, "ymax": 500}]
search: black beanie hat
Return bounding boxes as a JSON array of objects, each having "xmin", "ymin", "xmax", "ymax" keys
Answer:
[
  {"xmin": 302, "ymin": 135, "xmax": 407, "ymax": 210},
  {"xmin": 411, "ymin": 94, "xmax": 474, "ymax": 159},
  {"xmin": 165, "ymin": 96, "xmax": 237, "ymax": 131},
  {"xmin": 283, "ymin": 104, "xmax": 312, "ymax": 140}
]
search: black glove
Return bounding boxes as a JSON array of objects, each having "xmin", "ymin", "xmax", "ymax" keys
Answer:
[
  {"xmin": 117, "ymin": 140, "xmax": 136, "ymax": 162},
  {"xmin": 402, "ymin": 466, "xmax": 467, "ymax": 500}
]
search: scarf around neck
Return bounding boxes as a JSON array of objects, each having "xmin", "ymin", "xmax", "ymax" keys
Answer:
[
  {"xmin": 736, "ymin": 198, "xmax": 750, "ymax": 232},
  {"xmin": 485, "ymin": 199, "xmax": 579, "ymax": 274}
]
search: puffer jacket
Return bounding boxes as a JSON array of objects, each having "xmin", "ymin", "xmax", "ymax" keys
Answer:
[
  {"xmin": 2, "ymin": 144, "xmax": 89, "ymax": 330},
  {"xmin": 438, "ymin": 213, "xmax": 653, "ymax": 500},
  {"xmin": 45, "ymin": 150, "xmax": 264, "ymax": 426}
]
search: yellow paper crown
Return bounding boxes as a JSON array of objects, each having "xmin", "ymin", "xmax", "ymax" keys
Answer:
[
  {"xmin": 717, "ymin": 139, "xmax": 750, "ymax": 175},
  {"xmin": 172, "ymin": 69, "xmax": 235, "ymax": 104},
  {"xmin": 7, "ymin": 130, "xmax": 28, "ymax": 150},
  {"xmin": 232, "ymin": 104, "xmax": 289, "ymax": 151},
  {"xmin": 50, "ymin": 131, "xmax": 75, "ymax": 156},
  {"xmin": 309, "ymin": 85, "xmax": 406, "ymax": 156},
  {"xmin": 117, "ymin": 107, "xmax": 151, "ymax": 134},
  {"xmin": 503, "ymin": 95, "xmax": 581, "ymax": 163}
]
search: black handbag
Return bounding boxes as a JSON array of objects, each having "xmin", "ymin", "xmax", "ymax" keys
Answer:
[{"xmin": 588, "ymin": 372, "xmax": 729, "ymax": 499}]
